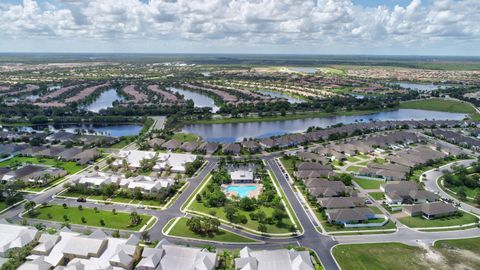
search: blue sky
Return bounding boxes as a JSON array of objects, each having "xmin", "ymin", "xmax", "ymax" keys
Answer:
[{"xmin": 0, "ymin": 0, "xmax": 478, "ymax": 55}]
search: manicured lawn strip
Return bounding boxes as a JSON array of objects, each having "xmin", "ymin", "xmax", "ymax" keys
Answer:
[
  {"xmin": 398, "ymin": 212, "xmax": 478, "ymax": 228},
  {"xmin": 172, "ymin": 132, "xmax": 200, "ymax": 142},
  {"xmin": 368, "ymin": 192, "xmax": 385, "ymax": 200},
  {"xmin": 346, "ymin": 166, "xmax": 362, "ymax": 173},
  {"xmin": 168, "ymin": 217, "xmax": 257, "ymax": 243},
  {"xmin": 191, "ymin": 108, "xmax": 395, "ymax": 124},
  {"xmin": 0, "ymin": 157, "xmax": 85, "ymax": 174},
  {"xmin": 279, "ymin": 157, "xmax": 296, "ymax": 177},
  {"xmin": 354, "ymin": 178, "xmax": 384, "ymax": 189},
  {"xmin": 400, "ymin": 98, "xmax": 476, "ymax": 114},
  {"xmin": 110, "ymin": 136, "xmax": 134, "ymax": 149},
  {"xmin": 321, "ymin": 219, "xmax": 395, "ymax": 232},
  {"xmin": 31, "ymin": 205, "xmax": 150, "ymax": 231},
  {"xmin": 346, "ymin": 156, "xmax": 360, "ymax": 162},
  {"xmin": 332, "ymin": 243, "xmax": 427, "ymax": 270},
  {"xmin": 448, "ymin": 185, "xmax": 479, "ymax": 198},
  {"xmin": 269, "ymin": 169, "xmax": 303, "ymax": 233},
  {"xmin": 438, "ymin": 177, "xmax": 478, "ymax": 206}
]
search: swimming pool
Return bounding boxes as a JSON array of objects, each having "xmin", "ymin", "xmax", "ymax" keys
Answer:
[{"xmin": 225, "ymin": 185, "xmax": 258, "ymax": 198}]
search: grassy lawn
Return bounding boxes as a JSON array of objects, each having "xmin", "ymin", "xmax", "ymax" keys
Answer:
[
  {"xmin": 172, "ymin": 132, "xmax": 200, "ymax": 142},
  {"xmin": 354, "ymin": 178, "xmax": 384, "ymax": 189},
  {"xmin": 30, "ymin": 204, "xmax": 151, "ymax": 231},
  {"xmin": 398, "ymin": 212, "xmax": 478, "ymax": 228},
  {"xmin": 332, "ymin": 243, "xmax": 428, "ymax": 270},
  {"xmin": 189, "ymin": 200, "xmax": 294, "ymax": 234},
  {"xmin": 280, "ymin": 157, "xmax": 296, "ymax": 176},
  {"xmin": 346, "ymin": 166, "xmax": 362, "ymax": 173},
  {"xmin": 321, "ymin": 219, "xmax": 395, "ymax": 232},
  {"xmin": 334, "ymin": 239, "xmax": 480, "ymax": 270},
  {"xmin": 368, "ymin": 192, "xmax": 385, "ymax": 200},
  {"xmin": 168, "ymin": 218, "xmax": 257, "ymax": 243},
  {"xmin": 448, "ymin": 185, "xmax": 480, "ymax": 198},
  {"xmin": 347, "ymin": 156, "xmax": 360, "ymax": 162},
  {"xmin": 400, "ymin": 98, "xmax": 476, "ymax": 114},
  {"xmin": 0, "ymin": 157, "xmax": 85, "ymax": 174},
  {"xmin": 110, "ymin": 136, "xmax": 134, "ymax": 149}
]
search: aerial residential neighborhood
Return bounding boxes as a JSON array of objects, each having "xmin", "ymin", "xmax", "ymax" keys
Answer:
[{"xmin": 0, "ymin": 0, "xmax": 479, "ymax": 270}]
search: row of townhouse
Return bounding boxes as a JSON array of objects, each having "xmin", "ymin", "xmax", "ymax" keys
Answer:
[{"xmin": 432, "ymin": 129, "xmax": 480, "ymax": 150}]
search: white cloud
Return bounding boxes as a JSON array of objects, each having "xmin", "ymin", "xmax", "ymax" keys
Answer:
[{"xmin": 0, "ymin": 0, "xmax": 478, "ymax": 54}]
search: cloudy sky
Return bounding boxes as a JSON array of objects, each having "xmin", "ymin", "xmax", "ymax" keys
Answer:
[{"xmin": 0, "ymin": 0, "xmax": 478, "ymax": 55}]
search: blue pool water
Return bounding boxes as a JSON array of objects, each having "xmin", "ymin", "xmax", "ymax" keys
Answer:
[{"xmin": 226, "ymin": 185, "xmax": 257, "ymax": 198}]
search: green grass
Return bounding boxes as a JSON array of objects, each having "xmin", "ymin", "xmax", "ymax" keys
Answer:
[
  {"xmin": 189, "ymin": 200, "xmax": 294, "ymax": 234},
  {"xmin": 354, "ymin": 178, "xmax": 384, "ymax": 189},
  {"xmin": 332, "ymin": 243, "xmax": 428, "ymax": 270},
  {"xmin": 400, "ymin": 98, "xmax": 475, "ymax": 114},
  {"xmin": 368, "ymin": 192, "xmax": 385, "ymax": 200},
  {"xmin": 373, "ymin": 158, "xmax": 386, "ymax": 164},
  {"xmin": 433, "ymin": 237, "xmax": 480, "ymax": 269},
  {"xmin": 190, "ymin": 108, "xmax": 394, "ymax": 124},
  {"xmin": 398, "ymin": 212, "xmax": 478, "ymax": 228},
  {"xmin": 110, "ymin": 137, "xmax": 134, "ymax": 149},
  {"xmin": 172, "ymin": 132, "xmax": 200, "ymax": 142},
  {"xmin": 168, "ymin": 217, "xmax": 257, "ymax": 243},
  {"xmin": 434, "ymin": 237, "xmax": 480, "ymax": 252},
  {"xmin": 346, "ymin": 156, "xmax": 360, "ymax": 162},
  {"xmin": 346, "ymin": 166, "xmax": 362, "ymax": 173},
  {"xmin": 448, "ymin": 185, "xmax": 480, "ymax": 198},
  {"xmin": 30, "ymin": 205, "xmax": 151, "ymax": 231},
  {"xmin": 0, "ymin": 157, "xmax": 85, "ymax": 174},
  {"xmin": 321, "ymin": 219, "xmax": 395, "ymax": 232},
  {"xmin": 279, "ymin": 157, "xmax": 296, "ymax": 177}
]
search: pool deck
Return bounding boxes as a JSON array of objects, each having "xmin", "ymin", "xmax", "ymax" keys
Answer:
[{"xmin": 222, "ymin": 183, "xmax": 263, "ymax": 199}]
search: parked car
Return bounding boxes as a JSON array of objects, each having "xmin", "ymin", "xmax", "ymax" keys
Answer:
[{"xmin": 76, "ymin": 197, "xmax": 86, "ymax": 202}]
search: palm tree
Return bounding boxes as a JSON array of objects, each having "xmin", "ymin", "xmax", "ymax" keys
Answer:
[{"xmin": 24, "ymin": 201, "xmax": 36, "ymax": 216}]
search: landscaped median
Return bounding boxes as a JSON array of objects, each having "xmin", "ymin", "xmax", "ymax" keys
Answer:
[
  {"xmin": 25, "ymin": 204, "xmax": 154, "ymax": 231},
  {"xmin": 182, "ymin": 168, "xmax": 301, "ymax": 237},
  {"xmin": 163, "ymin": 217, "xmax": 259, "ymax": 244}
]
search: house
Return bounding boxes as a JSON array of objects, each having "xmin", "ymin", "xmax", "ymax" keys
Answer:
[
  {"xmin": 124, "ymin": 176, "xmax": 174, "ymax": 193},
  {"xmin": 235, "ymin": 246, "xmax": 314, "ymax": 270},
  {"xmin": 318, "ymin": 197, "xmax": 365, "ymax": 209},
  {"xmin": 326, "ymin": 207, "xmax": 375, "ymax": 225},
  {"xmin": 402, "ymin": 202, "xmax": 457, "ymax": 219},
  {"xmin": 223, "ymin": 143, "xmax": 241, "ymax": 155},
  {"xmin": 230, "ymin": 169, "xmax": 254, "ymax": 183},
  {"xmin": 0, "ymin": 222, "xmax": 39, "ymax": 257},
  {"xmin": 58, "ymin": 148, "xmax": 83, "ymax": 161},
  {"xmin": 1, "ymin": 165, "xmax": 66, "ymax": 184},
  {"xmin": 147, "ymin": 138, "xmax": 165, "ymax": 148},
  {"xmin": 162, "ymin": 139, "xmax": 182, "ymax": 151},
  {"xmin": 197, "ymin": 142, "xmax": 219, "ymax": 155},
  {"xmin": 381, "ymin": 181, "xmax": 439, "ymax": 205},
  {"xmin": 114, "ymin": 150, "xmax": 197, "ymax": 173},
  {"xmin": 45, "ymin": 131, "xmax": 77, "ymax": 143},
  {"xmin": 303, "ymin": 178, "xmax": 354, "ymax": 197},
  {"xmin": 136, "ymin": 239, "xmax": 217, "ymax": 270},
  {"xmin": 259, "ymin": 138, "xmax": 275, "ymax": 149},
  {"xmin": 24, "ymin": 229, "xmax": 141, "ymax": 269},
  {"xmin": 180, "ymin": 141, "xmax": 199, "ymax": 152},
  {"xmin": 241, "ymin": 140, "xmax": 261, "ymax": 153},
  {"xmin": 72, "ymin": 148, "xmax": 99, "ymax": 164}
]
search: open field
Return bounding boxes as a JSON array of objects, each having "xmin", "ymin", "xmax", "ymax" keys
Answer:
[
  {"xmin": 400, "ymin": 98, "xmax": 476, "ymax": 114},
  {"xmin": 167, "ymin": 217, "xmax": 257, "ymax": 243},
  {"xmin": 0, "ymin": 157, "xmax": 85, "ymax": 174},
  {"xmin": 172, "ymin": 132, "xmax": 200, "ymax": 142},
  {"xmin": 30, "ymin": 204, "xmax": 151, "ymax": 231},
  {"xmin": 334, "ymin": 238, "xmax": 480, "ymax": 270}
]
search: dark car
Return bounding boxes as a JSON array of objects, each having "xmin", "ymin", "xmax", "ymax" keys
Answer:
[{"xmin": 76, "ymin": 197, "xmax": 86, "ymax": 202}]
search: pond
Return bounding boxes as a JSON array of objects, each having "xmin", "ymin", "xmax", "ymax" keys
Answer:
[
  {"xmin": 84, "ymin": 88, "xmax": 123, "ymax": 113},
  {"xmin": 182, "ymin": 109, "xmax": 467, "ymax": 143},
  {"xmin": 256, "ymin": 90, "xmax": 304, "ymax": 103},
  {"xmin": 389, "ymin": 82, "xmax": 445, "ymax": 92},
  {"xmin": 168, "ymin": 87, "xmax": 219, "ymax": 113},
  {"xmin": 288, "ymin": 67, "xmax": 317, "ymax": 74},
  {"xmin": 20, "ymin": 124, "xmax": 142, "ymax": 137}
]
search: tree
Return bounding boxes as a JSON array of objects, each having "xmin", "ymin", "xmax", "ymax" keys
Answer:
[
  {"xmin": 112, "ymin": 209, "xmax": 117, "ymax": 215},
  {"xmin": 78, "ymin": 205, "xmax": 83, "ymax": 211},
  {"xmin": 224, "ymin": 204, "xmax": 237, "ymax": 222},
  {"xmin": 272, "ymin": 208, "xmax": 287, "ymax": 225},
  {"xmin": 258, "ymin": 224, "xmax": 267, "ymax": 233},
  {"xmin": 112, "ymin": 230, "xmax": 120, "ymax": 238},
  {"xmin": 81, "ymin": 217, "xmax": 86, "ymax": 223},
  {"xmin": 239, "ymin": 197, "xmax": 255, "ymax": 211},
  {"xmin": 62, "ymin": 203, "xmax": 67, "ymax": 209},
  {"xmin": 457, "ymin": 188, "xmax": 467, "ymax": 201},
  {"xmin": 475, "ymin": 193, "xmax": 480, "ymax": 206},
  {"xmin": 129, "ymin": 212, "xmax": 141, "ymax": 227},
  {"xmin": 24, "ymin": 201, "xmax": 36, "ymax": 216},
  {"xmin": 141, "ymin": 231, "xmax": 150, "ymax": 242},
  {"xmin": 186, "ymin": 217, "xmax": 203, "ymax": 234}
]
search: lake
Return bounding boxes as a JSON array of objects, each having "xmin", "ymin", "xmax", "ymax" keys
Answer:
[
  {"xmin": 168, "ymin": 87, "xmax": 219, "ymax": 113},
  {"xmin": 182, "ymin": 109, "xmax": 466, "ymax": 143},
  {"xmin": 288, "ymin": 67, "xmax": 317, "ymax": 74},
  {"xmin": 256, "ymin": 90, "xmax": 304, "ymax": 103},
  {"xmin": 84, "ymin": 88, "xmax": 123, "ymax": 113},
  {"xmin": 20, "ymin": 124, "xmax": 142, "ymax": 137},
  {"xmin": 389, "ymin": 82, "xmax": 444, "ymax": 92}
]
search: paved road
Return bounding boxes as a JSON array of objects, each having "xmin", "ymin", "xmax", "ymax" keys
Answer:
[
  {"xmin": 265, "ymin": 158, "xmax": 339, "ymax": 270},
  {"xmin": 422, "ymin": 159, "xmax": 480, "ymax": 216}
]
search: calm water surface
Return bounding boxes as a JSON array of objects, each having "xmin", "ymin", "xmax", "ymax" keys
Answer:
[
  {"xmin": 182, "ymin": 109, "xmax": 466, "ymax": 143},
  {"xmin": 169, "ymin": 87, "xmax": 219, "ymax": 113},
  {"xmin": 85, "ymin": 88, "xmax": 123, "ymax": 113},
  {"xmin": 21, "ymin": 124, "xmax": 142, "ymax": 137}
]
